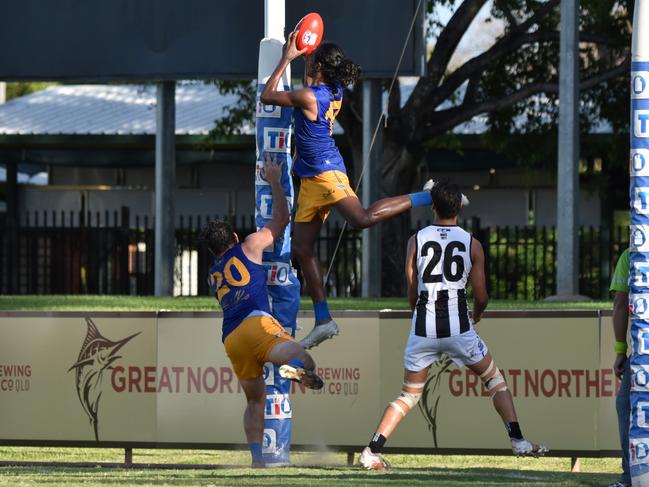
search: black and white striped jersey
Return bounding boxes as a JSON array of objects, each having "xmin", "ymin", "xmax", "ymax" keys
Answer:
[{"xmin": 411, "ymin": 224, "xmax": 473, "ymax": 338}]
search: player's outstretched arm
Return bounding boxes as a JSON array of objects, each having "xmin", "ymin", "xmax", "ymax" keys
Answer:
[
  {"xmin": 469, "ymin": 238, "xmax": 489, "ymax": 323},
  {"xmin": 260, "ymin": 31, "xmax": 316, "ymax": 116},
  {"xmin": 405, "ymin": 235, "xmax": 418, "ymax": 312},
  {"xmin": 241, "ymin": 156, "xmax": 289, "ymax": 264}
]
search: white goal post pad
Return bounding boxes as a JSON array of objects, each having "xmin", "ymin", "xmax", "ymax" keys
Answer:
[{"xmin": 258, "ymin": 38, "xmax": 291, "ymax": 87}]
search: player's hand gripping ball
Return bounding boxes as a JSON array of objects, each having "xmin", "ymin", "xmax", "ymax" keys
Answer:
[{"xmin": 294, "ymin": 12, "xmax": 323, "ymax": 55}]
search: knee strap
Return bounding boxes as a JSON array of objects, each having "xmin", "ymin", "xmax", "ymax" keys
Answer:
[
  {"xmin": 389, "ymin": 381, "xmax": 425, "ymax": 416},
  {"xmin": 479, "ymin": 361, "xmax": 495, "ymax": 379},
  {"xmin": 479, "ymin": 361, "xmax": 508, "ymax": 398}
]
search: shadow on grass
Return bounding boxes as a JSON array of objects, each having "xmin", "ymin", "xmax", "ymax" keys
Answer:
[{"xmin": 0, "ymin": 465, "xmax": 618, "ymax": 486}]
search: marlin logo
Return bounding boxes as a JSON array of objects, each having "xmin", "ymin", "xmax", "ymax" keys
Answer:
[
  {"xmin": 419, "ymin": 356, "xmax": 453, "ymax": 448},
  {"xmin": 68, "ymin": 318, "xmax": 139, "ymax": 440}
]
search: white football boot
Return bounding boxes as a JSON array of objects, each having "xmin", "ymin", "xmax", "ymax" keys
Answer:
[
  {"xmin": 511, "ymin": 438, "xmax": 549, "ymax": 457},
  {"xmin": 279, "ymin": 364, "xmax": 324, "ymax": 390},
  {"xmin": 423, "ymin": 179, "xmax": 470, "ymax": 207},
  {"xmin": 358, "ymin": 447, "xmax": 389, "ymax": 470},
  {"xmin": 299, "ymin": 318, "xmax": 339, "ymax": 349}
]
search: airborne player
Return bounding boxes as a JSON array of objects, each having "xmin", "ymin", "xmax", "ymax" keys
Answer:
[
  {"xmin": 260, "ymin": 31, "xmax": 440, "ymax": 350},
  {"xmin": 358, "ymin": 182, "xmax": 548, "ymax": 470}
]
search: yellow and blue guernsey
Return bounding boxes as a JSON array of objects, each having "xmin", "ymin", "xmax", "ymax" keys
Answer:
[
  {"xmin": 293, "ymin": 84, "xmax": 346, "ymax": 178},
  {"xmin": 208, "ymin": 244, "xmax": 271, "ymax": 341}
]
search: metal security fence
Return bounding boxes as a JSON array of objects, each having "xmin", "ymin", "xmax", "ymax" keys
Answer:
[
  {"xmin": 1, "ymin": 209, "xmax": 132, "ymax": 295},
  {"xmin": 173, "ymin": 216, "xmax": 363, "ymax": 298},
  {"xmin": 0, "ymin": 209, "xmax": 629, "ymax": 299},
  {"xmin": 0, "ymin": 209, "xmax": 362, "ymax": 297},
  {"xmin": 472, "ymin": 225, "xmax": 628, "ymax": 301}
]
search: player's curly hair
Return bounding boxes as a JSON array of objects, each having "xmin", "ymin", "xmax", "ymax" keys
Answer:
[
  {"xmin": 430, "ymin": 182, "xmax": 462, "ymax": 219},
  {"xmin": 198, "ymin": 220, "xmax": 236, "ymax": 257},
  {"xmin": 314, "ymin": 42, "xmax": 361, "ymax": 87}
]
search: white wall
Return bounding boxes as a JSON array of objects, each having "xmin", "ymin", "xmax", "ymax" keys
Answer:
[
  {"xmin": 27, "ymin": 162, "xmax": 257, "ymax": 227},
  {"xmin": 534, "ymin": 189, "xmax": 601, "ymax": 227},
  {"xmin": 20, "ymin": 162, "xmax": 601, "ymax": 229},
  {"xmin": 19, "ymin": 187, "xmax": 255, "ymax": 228},
  {"xmin": 410, "ymin": 187, "xmax": 600, "ymax": 228}
]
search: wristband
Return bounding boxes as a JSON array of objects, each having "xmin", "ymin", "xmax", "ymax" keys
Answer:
[
  {"xmin": 408, "ymin": 191, "xmax": 433, "ymax": 208},
  {"xmin": 614, "ymin": 340, "xmax": 628, "ymax": 354}
]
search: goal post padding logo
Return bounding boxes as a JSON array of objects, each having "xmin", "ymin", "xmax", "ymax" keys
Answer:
[
  {"xmin": 255, "ymin": 37, "xmax": 301, "ymax": 466},
  {"xmin": 631, "ymin": 58, "xmax": 649, "ymax": 484}
]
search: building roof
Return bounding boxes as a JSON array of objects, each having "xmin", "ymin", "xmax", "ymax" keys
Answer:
[
  {"xmin": 0, "ymin": 83, "xmax": 254, "ymax": 136},
  {"xmin": 0, "ymin": 81, "xmax": 488, "ymax": 137},
  {"xmin": 0, "ymin": 81, "xmax": 613, "ymax": 138}
]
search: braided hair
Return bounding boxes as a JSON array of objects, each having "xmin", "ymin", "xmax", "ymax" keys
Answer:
[{"xmin": 313, "ymin": 42, "xmax": 361, "ymax": 87}]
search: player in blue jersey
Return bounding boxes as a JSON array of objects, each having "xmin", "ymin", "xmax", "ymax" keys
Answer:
[
  {"xmin": 261, "ymin": 32, "xmax": 436, "ymax": 350},
  {"xmin": 199, "ymin": 156, "xmax": 323, "ymax": 468}
]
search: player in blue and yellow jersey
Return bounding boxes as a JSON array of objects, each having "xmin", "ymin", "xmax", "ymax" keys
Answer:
[
  {"xmin": 199, "ymin": 156, "xmax": 323, "ymax": 468},
  {"xmin": 261, "ymin": 32, "xmax": 436, "ymax": 349}
]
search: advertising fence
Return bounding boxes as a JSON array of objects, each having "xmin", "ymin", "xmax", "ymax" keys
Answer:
[{"xmin": 0, "ymin": 310, "xmax": 623, "ymax": 455}]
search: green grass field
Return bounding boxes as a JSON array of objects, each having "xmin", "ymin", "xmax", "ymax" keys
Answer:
[
  {"xmin": 0, "ymin": 295, "xmax": 612, "ymax": 311},
  {"xmin": 0, "ymin": 448, "xmax": 622, "ymax": 486},
  {"xmin": 0, "ymin": 296, "xmax": 618, "ymax": 485}
]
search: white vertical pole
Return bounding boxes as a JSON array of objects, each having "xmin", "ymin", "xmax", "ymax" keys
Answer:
[
  {"xmin": 633, "ymin": 1, "xmax": 649, "ymax": 58},
  {"xmin": 629, "ymin": 3, "xmax": 649, "ymax": 485},
  {"xmin": 265, "ymin": 0, "xmax": 285, "ymax": 39},
  {"xmin": 259, "ymin": 0, "xmax": 298, "ymax": 467}
]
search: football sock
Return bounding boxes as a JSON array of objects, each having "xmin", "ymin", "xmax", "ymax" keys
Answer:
[
  {"xmin": 408, "ymin": 191, "xmax": 433, "ymax": 208},
  {"xmin": 506, "ymin": 422, "xmax": 523, "ymax": 440},
  {"xmin": 287, "ymin": 359, "xmax": 305, "ymax": 369},
  {"xmin": 368, "ymin": 432, "xmax": 387, "ymax": 454},
  {"xmin": 249, "ymin": 442, "xmax": 263, "ymax": 463},
  {"xmin": 313, "ymin": 301, "xmax": 331, "ymax": 322}
]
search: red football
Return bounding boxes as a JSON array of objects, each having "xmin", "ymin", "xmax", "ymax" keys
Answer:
[{"xmin": 294, "ymin": 12, "xmax": 323, "ymax": 55}]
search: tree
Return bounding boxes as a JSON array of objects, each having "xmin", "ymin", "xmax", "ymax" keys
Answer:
[
  {"xmin": 213, "ymin": 0, "xmax": 633, "ymax": 295},
  {"xmin": 5, "ymin": 82, "xmax": 58, "ymax": 101}
]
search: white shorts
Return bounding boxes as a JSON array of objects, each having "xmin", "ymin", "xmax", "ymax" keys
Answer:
[{"xmin": 403, "ymin": 329, "xmax": 488, "ymax": 371}]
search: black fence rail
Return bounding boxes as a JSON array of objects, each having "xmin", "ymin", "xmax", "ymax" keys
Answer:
[
  {"xmin": 2, "ymin": 209, "xmax": 132, "ymax": 295},
  {"xmin": 155, "ymin": 215, "xmax": 363, "ymax": 298},
  {"xmin": 0, "ymin": 209, "xmax": 629, "ymax": 299},
  {"xmin": 473, "ymin": 225, "xmax": 628, "ymax": 300}
]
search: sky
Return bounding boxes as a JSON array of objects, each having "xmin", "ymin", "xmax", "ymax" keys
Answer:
[
  {"xmin": 0, "ymin": 166, "xmax": 48, "ymax": 185},
  {"xmin": 398, "ymin": 1, "xmax": 504, "ymax": 87},
  {"xmin": 433, "ymin": 1, "xmax": 505, "ymax": 69}
]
